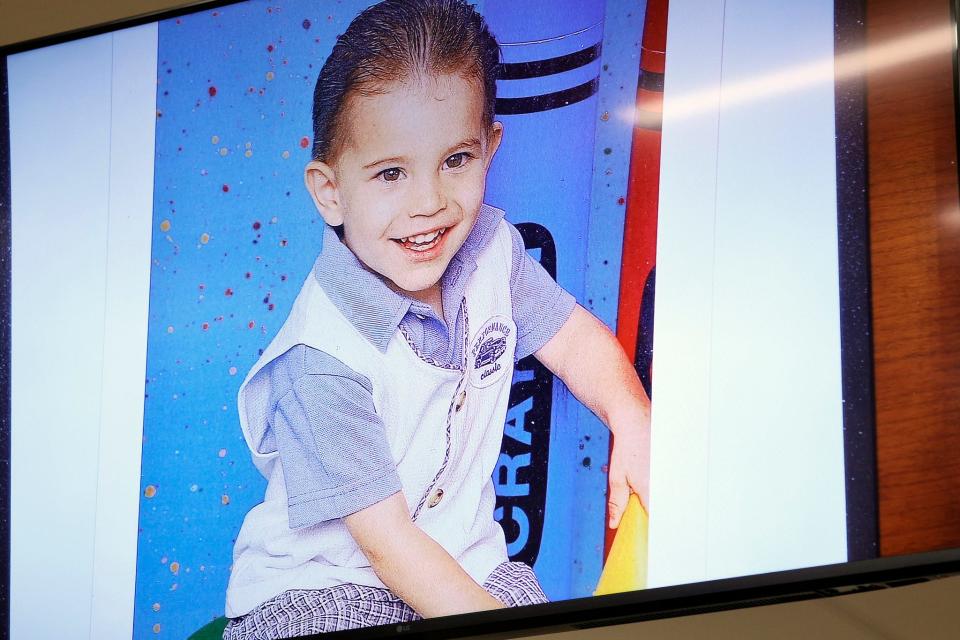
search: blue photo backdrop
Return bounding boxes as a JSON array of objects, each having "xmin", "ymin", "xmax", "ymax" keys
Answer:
[{"xmin": 134, "ymin": 1, "xmax": 645, "ymax": 636}]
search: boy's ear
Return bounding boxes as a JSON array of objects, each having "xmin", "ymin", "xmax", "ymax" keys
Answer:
[
  {"xmin": 304, "ymin": 160, "xmax": 345, "ymax": 226},
  {"xmin": 483, "ymin": 121, "xmax": 504, "ymax": 169}
]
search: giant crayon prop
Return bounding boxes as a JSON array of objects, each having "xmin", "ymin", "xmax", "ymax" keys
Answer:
[{"xmin": 602, "ymin": 0, "xmax": 669, "ymax": 577}]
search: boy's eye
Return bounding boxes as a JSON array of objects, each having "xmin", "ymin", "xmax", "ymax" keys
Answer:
[
  {"xmin": 444, "ymin": 152, "xmax": 470, "ymax": 169},
  {"xmin": 378, "ymin": 167, "xmax": 403, "ymax": 182}
]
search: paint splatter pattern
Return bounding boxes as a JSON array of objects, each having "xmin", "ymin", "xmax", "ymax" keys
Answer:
[{"xmin": 133, "ymin": 2, "xmax": 375, "ymax": 637}]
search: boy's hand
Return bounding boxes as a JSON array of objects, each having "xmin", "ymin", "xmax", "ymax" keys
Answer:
[
  {"xmin": 607, "ymin": 425, "xmax": 650, "ymax": 529},
  {"xmin": 534, "ymin": 304, "xmax": 653, "ymax": 530}
]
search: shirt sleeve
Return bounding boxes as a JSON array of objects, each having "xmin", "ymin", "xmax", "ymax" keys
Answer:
[
  {"xmin": 507, "ymin": 222, "xmax": 577, "ymax": 360},
  {"xmin": 266, "ymin": 345, "xmax": 402, "ymax": 529}
]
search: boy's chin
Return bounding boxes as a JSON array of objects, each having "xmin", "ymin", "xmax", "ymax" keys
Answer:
[
  {"xmin": 386, "ymin": 269, "xmax": 444, "ymax": 299},
  {"xmin": 394, "ymin": 276, "xmax": 441, "ymax": 296}
]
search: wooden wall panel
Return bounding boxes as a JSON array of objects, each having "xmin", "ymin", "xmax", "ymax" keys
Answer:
[{"xmin": 868, "ymin": 0, "xmax": 960, "ymax": 556}]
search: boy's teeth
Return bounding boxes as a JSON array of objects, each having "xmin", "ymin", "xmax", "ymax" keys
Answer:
[
  {"xmin": 399, "ymin": 228, "xmax": 444, "ymax": 245},
  {"xmin": 415, "ymin": 230, "xmax": 439, "ymax": 243}
]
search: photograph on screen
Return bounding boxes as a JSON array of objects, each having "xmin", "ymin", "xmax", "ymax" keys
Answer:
[{"xmin": 133, "ymin": 0, "xmax": 656, "ymax": 636}]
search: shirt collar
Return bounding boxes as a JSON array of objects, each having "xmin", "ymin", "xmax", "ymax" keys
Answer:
[{"xmin": 314, "ymin": 203, "xmax": 505, "ymax": 352}]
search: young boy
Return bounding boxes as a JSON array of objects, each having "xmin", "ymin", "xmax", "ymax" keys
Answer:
[{"xmin": 224, "ymin": 1, "xmax": 651, "ymax": 636}]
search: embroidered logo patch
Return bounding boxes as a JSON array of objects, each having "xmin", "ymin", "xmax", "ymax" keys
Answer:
[{"xmin": 470, "ymin": 315, "xmax": 514, "ymax": 388}]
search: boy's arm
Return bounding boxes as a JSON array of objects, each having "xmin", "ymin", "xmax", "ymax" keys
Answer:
[
  {"xmin": 534, "ymin": 304, "xmax": 651, "ymax": 527},
  {"xmin": 268, "ymin": 348, "xmax": 501, "ymax": 616},
  {"xmin": 344, "ymin": 492, "xmax": 505, "ymax": 617}
]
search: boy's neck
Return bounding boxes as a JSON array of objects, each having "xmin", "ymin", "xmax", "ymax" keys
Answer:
[
  {"xmin": 383, "ymin": 277, "xmax": 444, "ymax": 320},
  {"xmin": 404, "ymin": 284, "xmax": 444, "ymax": 320}
]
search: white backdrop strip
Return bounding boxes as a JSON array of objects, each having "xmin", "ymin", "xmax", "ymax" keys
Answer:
[
  {"xmin": 649, "ymin": 0, "xmax": 847, "ymax": 587},
  {"xmin": 9, "ymin": 24, "xmax": 157, "ymax": 640}
]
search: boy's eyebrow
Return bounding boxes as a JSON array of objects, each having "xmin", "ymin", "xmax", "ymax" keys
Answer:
[
  {"xmin": 445, "ymin": 137, "xmax": 482, "ymax": 155},
  {"xmin": 361, "ymin": 138, "xmax": 484, "ymax": 170},
  {"xmin": 362, "ymin": 155, "xmax": 407, "ymax": 170}
]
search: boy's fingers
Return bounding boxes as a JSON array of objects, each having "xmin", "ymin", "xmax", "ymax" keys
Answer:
[
  {"xmin": 608, "ymin": 479, "xmax": 629, "ymax": 529},
  {"xmin": 627, "ymin": 475, "xmax": 650, "ymax": 513},
  {"xmin": 607, "ymin": 502, "xmax": 620, "ymax": 530}
]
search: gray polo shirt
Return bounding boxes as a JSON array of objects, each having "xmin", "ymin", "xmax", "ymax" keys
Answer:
[{"xmin": 263, "ymin": 205, "xmax": 576, "ymax": 528}]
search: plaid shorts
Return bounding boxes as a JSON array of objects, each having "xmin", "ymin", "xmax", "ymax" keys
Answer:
[{"xmin": 223, "ymin": 561, "xmax": 548, "ymax": 639}]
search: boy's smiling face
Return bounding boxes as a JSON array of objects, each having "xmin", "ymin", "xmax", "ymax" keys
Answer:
[{"xmin": 305, "ymin": 72, "xmax": 502, "ymax": 306}]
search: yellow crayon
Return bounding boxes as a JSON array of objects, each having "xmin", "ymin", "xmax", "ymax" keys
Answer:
[{"xmin": 594, "ymin": 494, "xmax": 648, "ymax": 595}]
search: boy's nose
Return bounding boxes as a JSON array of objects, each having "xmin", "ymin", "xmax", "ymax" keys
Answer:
[{"xmin": 409, "ymin": 176, "xmax": 446, "ymax": 217}]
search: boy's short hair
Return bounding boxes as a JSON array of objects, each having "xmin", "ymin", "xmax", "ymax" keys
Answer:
[{"xmin": 311, "ymin": 0, "xmax": 500, "ymax": 163}]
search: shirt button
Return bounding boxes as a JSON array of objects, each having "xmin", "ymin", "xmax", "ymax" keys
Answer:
[
  {"xmin": 455, "ymin": 390, "xmax": 467, "ymax": 412},
  {"xmin": 427, "ymin": 488, "xmax": 444, "ymax": 508},
  {"xmin": 415, "ymin": 314, "xmax": 425, "ymax": 320}
]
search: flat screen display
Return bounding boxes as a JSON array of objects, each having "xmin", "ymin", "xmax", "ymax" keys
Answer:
[{"xmin": 1, "ymin": 0, "xmax": 955, "ymax": 638}]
